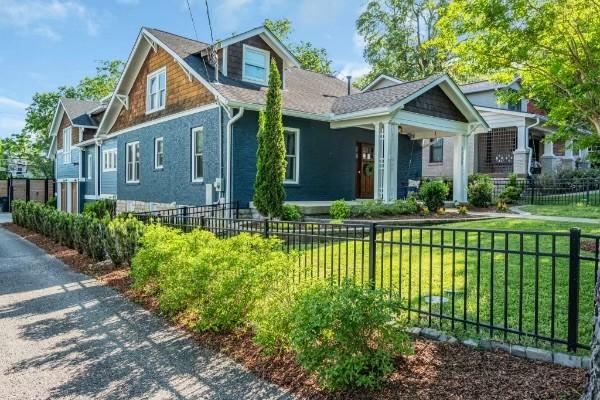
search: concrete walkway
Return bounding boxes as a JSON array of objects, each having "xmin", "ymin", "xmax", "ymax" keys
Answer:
[
  {"xmin": 0, "ymin": 227, "xmax": 292, "ymax": 400},
  {"xmin": 0, "ymin": 213, "xmax": 12, "ymax": 224},
  {"xmin": 467, "ymin": 207, "xmax": 600, "ymax": 225}
]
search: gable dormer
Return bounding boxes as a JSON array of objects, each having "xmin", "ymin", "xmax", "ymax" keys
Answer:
[{"xmin": 214, "ymin": 26, "xmax": 299, "ymax": 87}]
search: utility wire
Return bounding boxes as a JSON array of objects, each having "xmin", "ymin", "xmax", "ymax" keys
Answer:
[
  {"xmin": 185, "ymin": 0, "xmax": 199, "ymax": 40},
  {"xmin": 204, "ymin": 0, "xmax": 214, "ymax": 43}
]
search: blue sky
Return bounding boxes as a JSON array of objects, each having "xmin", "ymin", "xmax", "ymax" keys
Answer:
[{"xmin": 0, "ymin": 0, "xmax": 370, "ymax": 138}]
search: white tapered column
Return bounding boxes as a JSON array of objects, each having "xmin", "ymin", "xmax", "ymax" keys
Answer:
[
  {"xmin": 382, "ymin": 122, "xmax": 398, "ymax": 203},
  {"xmin": 453, "ymin": 133, "xmax": 468, "ymax": 203}
]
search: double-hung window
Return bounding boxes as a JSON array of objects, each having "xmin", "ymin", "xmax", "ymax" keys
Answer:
[
  {"xmin": 242, "ymin": 45, "xmax": 269, "ymax": 85},
  {"xmin": 87, "ymin": 153, "xmax": 93, "ymax": 180},
  {"xmin": 146, "ymin": 67, "xmax": 166, "ymax": 113},
  {"xmin": 103, "ymin": 149, "xmax": 117, "ymax": 172},
  {"xmin": 126, "ymin": 141, "xmax": 140, "ymax": 183},
  {"xmin": 429, "ymin": 138, "xmax": 443, "ymax": 163},
  {"xmin": 284, "ymin": 128, "xmax": 300, "ymax": 184},
  {"xmin": 63, "ymin": 127, "xmax": 72, "ymax": 163},
  {"xmin": 191, "ymin": 127, "xmax": 203, "ymax": 182},
  {"xmin": 154, "ymin": 137, "xmax": 164, "ymax": 169}
]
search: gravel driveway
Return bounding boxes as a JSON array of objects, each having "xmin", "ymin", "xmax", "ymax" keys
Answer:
[{"xmin": 0, "ymin": 227, "xmax": 292, "ymax": 400}]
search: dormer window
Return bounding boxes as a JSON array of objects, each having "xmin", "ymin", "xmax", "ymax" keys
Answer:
[
  {"xmin": 146, "ymin": 67, "xmax": 166, "ymax": 113},
  {"xmin": 242, "ymin": 44, "xmax": 269, "ymax": 85}
]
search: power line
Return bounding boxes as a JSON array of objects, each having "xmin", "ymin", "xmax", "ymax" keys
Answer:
[
  {"xmin": 185, "ymin": 0, "xmax": 199, "ymax": 41},
  {"xmin": 204, "ymin": 0, "xmax": 214, "ymax": 43}
]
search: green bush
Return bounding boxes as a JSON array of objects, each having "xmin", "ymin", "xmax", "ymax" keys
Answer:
[
  {"xmin": 86, "ymin": 218, "xmax": 106, "ymax": 261},
  {"xmin": 104, "ymin": 215, "xmax": 145, "ymax": 266},
  {"xmin": 468, "ymin": 174, "xmax": 494, "ymax": 207},
  {"xmin": 73, "ymin": 213, "xmax": 92, "ymax": 254},
  {"xmin": 131, "ymin": 224, "xmax": 186, "ymax": 289},
  {"xmin": 83, "ymin": 198, "xmax": 116, "ymax": 219},
  {"xmin": 499, "ymin": 185, "xmax": 522, "ymax": 204},
  {"xmin": 330, "ymin": 200, "xmax": 350, "ymax": 219},
  {"xmin": 349, "ymin": 198, "xmax": 420, "ymax": 218},
  {"xmin": 46, "ymin": 196, "xmax": 57, "ymax": 208},
  {"xmin": 418, "ymin": 180, "xmax": 449, "ymax": 211},
  {"xmin": 289, "ymin": 281, "xmax": 412, "ymax": 390},
  {"xmin": 281, "ymin": 204, "xmax": 302, "ymax": 221}
]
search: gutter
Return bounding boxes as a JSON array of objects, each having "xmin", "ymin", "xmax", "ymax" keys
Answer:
[{"xmin": 224, "ymin": 106, "xmax": 245, "ymax": 205}]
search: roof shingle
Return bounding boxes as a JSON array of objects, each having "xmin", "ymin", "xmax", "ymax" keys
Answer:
[{"xmin": 61, "ymin": 98, "xmax": 101, "ymax": 127}]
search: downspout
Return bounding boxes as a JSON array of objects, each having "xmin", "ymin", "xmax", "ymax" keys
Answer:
[
  {"xmin": 225, "ymin": 106, "xmax": 245, "ymax": 205},
  {"xmin": 525, "ymin": 117, "xmax": 541, "ymax": 176}
]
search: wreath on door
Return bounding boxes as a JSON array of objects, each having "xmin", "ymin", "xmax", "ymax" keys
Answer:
[{"xmin": 364, "ymin": 164, "xmax": 374, "ymax": 177}]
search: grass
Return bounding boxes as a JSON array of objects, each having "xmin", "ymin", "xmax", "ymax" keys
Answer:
[
  {"xmin": 285, "ymin": 218, "xmax": 600, "ymax": 353},
  {"xmin": 519, "ymin": 204, "xmax": 600, "ymax": 220}
]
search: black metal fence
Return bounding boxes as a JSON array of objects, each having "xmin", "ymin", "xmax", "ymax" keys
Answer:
[
  {"xmin": 493, "ymin": 178, "xmax": 600, "ymax": 206},
  {"xmin": 135, "ymin": 201, "xmax": 240, "ymax": 221},
  {"xmin": 136, "ymin": 214, "xmax": 600, "ymax": 353}
]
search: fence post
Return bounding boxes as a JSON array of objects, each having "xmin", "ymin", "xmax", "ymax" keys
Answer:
[
  {"xmin": 235, "ymin": 201, "xmax": 240, "ymax": 219},
  {"xmin": 368, "ymin": 222, "xmax": 377, "ymax": 290},
  {"xmin": 25, "ymin": 179, "xmax": 30, "ymax": 202},
  {"xmin": 567, "ymin": 227, "xmax": 581, "ymax": 352},
  {"xmin": 199, "ymin": 215, "xmax": 205, "ymax": 230},
  {"xmin": 264, "ymin": 218, "xmax": 269, "ymax": 238},
  {"xmin": 44, "ymin": 179, "xmax": 49, "ymax": 204},
  {"xmin": 530, "ymin": 179, "xmax": 535, "ymax": 205},
  {"xmin": 8, "ymin": 177, "xmax": 13, "ymax": 212}
]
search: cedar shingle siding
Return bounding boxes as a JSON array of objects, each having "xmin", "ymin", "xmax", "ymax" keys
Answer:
[
  {"xmin": 57, "ymin": 113, "xmax": 71, "ymax": 150},
  {"xmin": 404, "ymin": 86, "xmax": 468, "ymax": 122},
  {"xmin": 226, "ymin": 35, "xmax": 283, "ymax": 81},
  {"xmin": 111, "ymin": 46, "xmax": 215, "ymax": 133}
]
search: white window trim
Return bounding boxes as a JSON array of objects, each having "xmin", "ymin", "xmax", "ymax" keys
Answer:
[
  {"xmin": 63, "ymin": 127, "xmax": 72, "ymax": 164},
  {"xmin": 87, "ymin": 153, "xmax": 93, "ymax": 180},
  {"xmin": 242, "ymin": 44, "xmax": 270, "ymax": 85},
  {"xmin": 284, "ymin": 127, "xmax": 300, "ymax": 184},
  {"xmin": 191, "ymin": 127, "xmax": 204, "ymax": 183},
  {"xmin": 102, "ymin": 149, "xmax": 117, "ymax": 172},
  {"xmin": 154, "ymin": 137, "xmax": 164, "ymax": 169},
  {"xmin": 146, "ymin": 66, "xmax": 167, "ymax": 114},
  {"xmin": 126, "ymin": 141, "xmax": 140, "ymax": 183}
]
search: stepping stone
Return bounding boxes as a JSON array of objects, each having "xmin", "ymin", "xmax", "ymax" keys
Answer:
[
  {"xmin": 443, "ymin": 288, "xmax": 464, "ymax": 297},
  {"xmin": 424, "ymin": 296, "xmax": 449, "ymax": 304}
]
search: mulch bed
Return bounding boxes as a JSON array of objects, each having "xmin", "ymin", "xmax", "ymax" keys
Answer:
[{"xmin": 2, "ymin": 222, "xmax": 587, "ymax": 399}]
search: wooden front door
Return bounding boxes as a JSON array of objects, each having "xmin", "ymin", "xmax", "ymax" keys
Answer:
[
  {"xmin": 70, "ymin": 182, "xmax": 78, "ymax": 214},
  {"xmin": 60, "ymin": 183, "xmax": 67, "ymax": 212},
  {"xmin": 356, "ymin": 143, "xmax": 375, "ymax": 199}
]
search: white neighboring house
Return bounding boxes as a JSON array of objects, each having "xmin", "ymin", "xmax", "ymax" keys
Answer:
[
  {"xmin": 1, "ymin": 158, "xmax": 33, "ymax": 178},
  {"xmin": 364, "ymin": 75, "xmax": 590, "ymax": 178}
]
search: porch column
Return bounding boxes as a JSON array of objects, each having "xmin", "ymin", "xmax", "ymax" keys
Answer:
[
  {"xmin": 541, "ymin": 139, "xmax": 558, "ymax": 174},
  {"xmin": 382, "ymin": 122, "xmax": 398, "ymax": 203},
  {"xmin": 513, "ymin": 125, "xmax": 528, "ymax": 176},
  {"xmin": 373, "ymin": 123, "xmax": 383, "ymax": 201},
  {"xmin": 562, "ymin": 140, "xmax": 576, "ymax": 170},
  {"xmin": 453, "ymin": 133, "xmax": 468, "ymax": 203}
]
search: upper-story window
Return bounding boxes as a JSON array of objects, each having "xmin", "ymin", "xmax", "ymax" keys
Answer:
[
  {"xmin": 242, "ymin": 45, "xmax": 269, "ymax": 85},
  {"xmin": 429, "ymin": 138, "xmax": 443, "ymax": 163},
  {"xmin": 103, "ymin": 149, "xmax": 117, "ymax": 172},
  {"xmin": 146, "ymin": 67, "xmax": 166, "ymax": 113},
  {"xmin": 63, "ymin": 127, "xmax": 72, "ymax": 164},
  {"xmin": 507, "ymin": 100, "xmax": 521, "ymax": 112},
  {"xmin": 284, "ymin": 127, "xmax": 300, "ymax": 184}
]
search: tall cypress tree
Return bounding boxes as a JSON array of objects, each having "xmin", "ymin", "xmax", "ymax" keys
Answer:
[{"xmin": 253, "ymin": 59, "xmax": 286, "ymax": 218}]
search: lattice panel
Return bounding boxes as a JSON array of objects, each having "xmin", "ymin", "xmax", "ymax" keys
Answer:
[{"xmin": 477, "ymin": 127, "xmax": 517, "ymax": 175}]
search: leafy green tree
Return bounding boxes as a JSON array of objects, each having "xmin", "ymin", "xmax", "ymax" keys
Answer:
[
  {"xmin": 433, "ymin": 0, "xmax": 600, "ymax": 146},
  {"xmin": 356, "ymin": 0, "xmax": 450, "ymax": 87},
  {"xmin": 264, "ymin": 18, "xmax": 333, "ymax": 74},
  {"xmin": 6, "ymin": 60, "xmax": 123, "ymax": 178},
  {"xmin": 253, "ymin": 59, "xmax": 286, "ymax": 218}
]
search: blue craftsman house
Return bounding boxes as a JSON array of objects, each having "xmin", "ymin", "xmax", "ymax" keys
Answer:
[{"xmin": 48, "ymin": 26, "xmax": 487, "ymax": 214}]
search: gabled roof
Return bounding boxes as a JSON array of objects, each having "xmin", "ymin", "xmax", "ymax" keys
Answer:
[
  {"xmin": 61, "ymin": 98, "xmax": 101, "ymax": 127},
  {"xmin": 361, "ymin": 74, "xmax": 404, "ymax": 92},
  {"xmin": 334, "ymin": 75, "xmax": 442, "ymax": 115},
  {"xmin": 459, "ymin": 77, "xmax": 520, "ymax": 94}
]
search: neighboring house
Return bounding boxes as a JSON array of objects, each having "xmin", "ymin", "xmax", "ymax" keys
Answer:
[
  {"xmin": 365, "ymin": 74, "xmax": 589, "ymax": 179},
  {"xmin": 3, "ymin": 158, "xmax": 33, "ymax": 178},
  {"xmin": 47, "ymin": 97, "xmax": 108, "ymax": 213},
  {"xmin": 47, "ymin": 26, "xmax": 488, "ymax": 214}
]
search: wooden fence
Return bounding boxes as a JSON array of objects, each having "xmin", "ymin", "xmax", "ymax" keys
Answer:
[{"xmin": 0, "ymin": 178, "xmax": 55, "ymax": 211}]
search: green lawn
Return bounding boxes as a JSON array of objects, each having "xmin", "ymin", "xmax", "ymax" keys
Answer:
[
  {"xmin": 519, "ymin": 204, "xmax": 600, "ymax": 219},
  {"xmin": 285, "ymin": 218, "xmax": 600, "ymax": 353}
]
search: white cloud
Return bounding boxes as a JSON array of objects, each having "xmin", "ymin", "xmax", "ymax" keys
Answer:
[
  {"xmin": 0, "ymin": 115, "xmax": 26, "ymax": 138},
  {"xmin": 0, "ymin": 0, "xmax": 98, "ymax": 40},
  {"xmin": 0, "ymin": 97, "xmax": 28, "ymax": 109},
  {"xmin": 336, "ymin": 62, "xmax": 372, "ymax": 80}
]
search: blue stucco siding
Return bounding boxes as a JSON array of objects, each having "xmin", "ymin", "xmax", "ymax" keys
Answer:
[
  {"xmin": 100, "ymin": 138, "xmax": 117, "ymax": 196},
  {"xmin": 116, "ymin": 107, "xmax": 220, "ymax": 205},
  {"xmin": 232, "ymin": 111, "xmax": 422, "ymax": 207},
  {"xmin": 55, "ymin": 148, "xmax": 80, "ymax": 179}
]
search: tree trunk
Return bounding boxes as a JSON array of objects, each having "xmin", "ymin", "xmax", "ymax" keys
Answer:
[{"xmin": 582, "ymin": 269, "xmax": 600, "ymax": 400}]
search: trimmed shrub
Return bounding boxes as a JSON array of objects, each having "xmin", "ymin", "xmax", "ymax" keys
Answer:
[
  {"xmin": 73, "ymin": 213, "xmax": 92, "ymax": 254},
  {"xmin": 281, "ymin": 204, "xmax": 302, "ymax": 221},
  {"xmin": 418, "ymin": 180, "xmax": 449, "ymax": 212},
  {"xmin": 288, "ymin": 281, "xmax": 412, "ymax": 390},
  {"xmin": 83, "ymin": 198, "xmax": 116, "ymax": 219},
  {"xmin": 86, "ymin": 218, "xmax": 106, "ymax": 261},
  {"xmin": 104, "ymin": 215, "xmax": 145, "ymax": 266},
  {"xmin": 468, "ymin": 174, "xmax": 494, "ymax": 207},
  {"xmin": 349, "ymin": 198, "xmax": 420, "ymax": 218},
  {"xmin": 46, "ymin": 196, "xmax": 57, "ymax": 208},
  {"xmin": 330, "ymin": 200, "xmax": 350, "ymax": 220}
]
